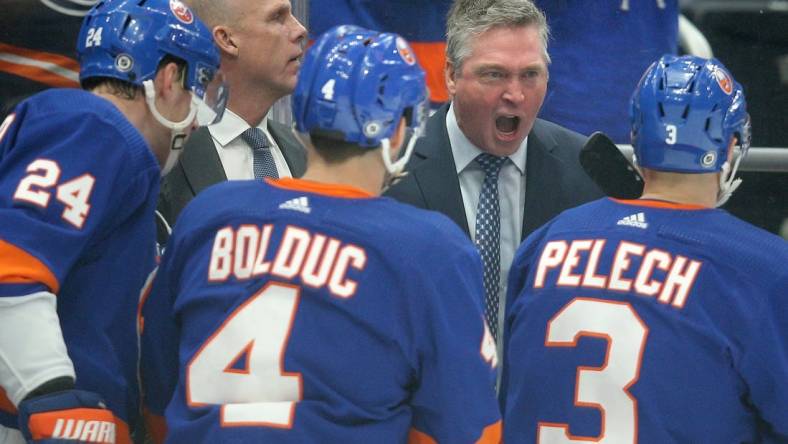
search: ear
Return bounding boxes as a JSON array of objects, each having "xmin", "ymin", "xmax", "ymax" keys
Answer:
[
  {"xmin": 445, "ymin": 60, "xmax": 457, "ymax": 97},
  {"xmin": 725, "ymin": 136, "xmax": 738, "ymax": 163},
  {"xmin": 388, "ymin": 117, "xmax": 408, "ymax": 158},
  {"xmin": 153, "ymin": 62, "xmax": 186, "ymax": 101},
  {"xmin": 213, "ymin": 26, "xmax": 239, "ymax": 57}
]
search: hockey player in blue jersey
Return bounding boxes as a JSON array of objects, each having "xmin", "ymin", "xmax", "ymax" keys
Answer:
[
  {"xmin": 0, "ymin": 1, "xmax": 225, "ymax": 442},
  {"xmin": 140, "ymin": 25, "xmax": 502, "ymax": 443},
  {"xmin": 500, "ymin": 54, "xmax": 788, "ymax": 443}
]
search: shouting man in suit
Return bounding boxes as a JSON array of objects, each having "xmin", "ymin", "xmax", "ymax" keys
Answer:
[
  {"xmin": 157, "ymin": 0, "xmax": 308, "ymax": 243},
  {"xmin": 385, "ymin": 0, "xmax": 602, "ymax": 356}
]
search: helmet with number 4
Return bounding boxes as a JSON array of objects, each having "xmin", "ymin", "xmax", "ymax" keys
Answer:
[
  {"xmin": 630, "ymin": 54, "xmax": 750, "ymax": 173},
  {"xmin": 77, "ymin": 0, "xmax": 227, "ymax": 127},
  {"xmin": 292, "ymin": 25, "xmax": 429, "ymax": 175}
]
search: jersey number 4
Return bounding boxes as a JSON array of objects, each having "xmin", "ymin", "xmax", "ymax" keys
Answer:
[
  {"xmin": 187, "ymin": 282, "xmax": 303, "ymax": 428},
  {"xmin": 538, "ymin": 298, "xmax": 648, "ymax": 443},
  {"xmin": 13, "ymin": 159, "xmax": 95, "ymax": 229}
]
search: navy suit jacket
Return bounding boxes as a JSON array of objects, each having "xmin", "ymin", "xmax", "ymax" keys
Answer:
[
  {"xmin": 385, "ymin": 104, "xmax": 603, "ymax": 242},
  {"xmin": 157, "ymin": 119, "xmax": 306, "ymax": 243}
]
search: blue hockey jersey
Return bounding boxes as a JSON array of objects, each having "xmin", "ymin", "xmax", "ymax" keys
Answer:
[
  {"xmin": 535, "ymin": 0, "xmax": 678, "ymax": 143},
  {"xmin": 141, "ymin": 178, "xmax": 501, "ymax": 443},
  {"xmin": 501, "ymin": 198, "xmax": 788, "ymax": 443},
  {"xmin": 0, "ymin": 89, "xmax": 160, "ymax": 437}
]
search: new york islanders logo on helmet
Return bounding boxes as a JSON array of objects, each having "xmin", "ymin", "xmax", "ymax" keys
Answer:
[
  {"xmin": 713, "ymin": 67, "xmax": 733, "ymax": 95},
  {"xmin": 169, "ymin": 0, "xmax": 193, "ymax": 24},
  {"xmin": 396, "ymin": 37, "xmax": 416, "ymax": 66}
]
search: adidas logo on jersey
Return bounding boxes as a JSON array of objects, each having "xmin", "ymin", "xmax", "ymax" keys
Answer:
[
  {"xmin": 278, "ymin": 196, "xmax": 311, "ymax": 214},
  {"xmin": 617, "ymin": 212, "xmax": 648, "ymax": 229}
]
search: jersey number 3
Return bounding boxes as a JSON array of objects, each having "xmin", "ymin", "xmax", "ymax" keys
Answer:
[
  {"xmin": 539, "ymin": 298, "xmax": 648, "ymax": 443},
  {"xmin": 13, "ymin": 159, "xmax": 95, "ymax": 229},
  {"xmin": 187, "ymin": 282, "xmax": 303, "ymax": 428}
]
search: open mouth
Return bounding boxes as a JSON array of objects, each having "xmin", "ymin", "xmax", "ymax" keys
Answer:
[{"xmin": 496, "ymin": 115, "xmax": 520, "ymax": 136}]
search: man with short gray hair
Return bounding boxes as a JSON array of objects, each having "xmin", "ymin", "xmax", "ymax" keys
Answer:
[{"xmin": 386, "ymin": 0, "xmax": 602, "ymax": 359}]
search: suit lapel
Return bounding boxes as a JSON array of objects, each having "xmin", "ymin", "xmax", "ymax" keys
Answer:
[
  {"xmin": 522, "ymin": 120, "xmax": 564, "ymax": 240},
  {"xmin": 180, "ymin": 126, "xmax": 226, "ymax": 195},
  {"xmin": 410, "ymin": 105, "xmax": 470, "ymax": 235}
]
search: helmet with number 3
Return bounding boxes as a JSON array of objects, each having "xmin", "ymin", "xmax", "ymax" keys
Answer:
[
  {"xmin": 292, "ymin": 25, "xmax": 429, "ymax": 175},
  {"xmin": 77, "ymin": 0, "xmax": 227, "ymax": 127},
  {"xmin": 630, "ymin": 54, "xmax": 750, "ymax": 173},
  {"xmin": 630, "ymin": 54, "xmax": 750, "ymax": 205}
]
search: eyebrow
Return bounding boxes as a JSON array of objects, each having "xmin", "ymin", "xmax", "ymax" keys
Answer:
[
  {"xmin": 474, "ymin": 63, "xmax": 547, "ymax": 74},
  {"xmin": 474, "ymin": 64, "xmax": 506, "ymax": 73}
]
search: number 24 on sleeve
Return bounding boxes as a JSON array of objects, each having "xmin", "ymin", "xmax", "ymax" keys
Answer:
[{"xmin": 13, "ymin": 158, "xmax": 96, "ymax": 229}]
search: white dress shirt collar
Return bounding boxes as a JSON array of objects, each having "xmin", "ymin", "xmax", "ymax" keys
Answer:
[
  {"xmin": 206, "ymin": 108, "xmax": 292, "ymax": 180},
  {"xmin": 209, "ymin": 108, "xmax": 259, "ymax": 146}
]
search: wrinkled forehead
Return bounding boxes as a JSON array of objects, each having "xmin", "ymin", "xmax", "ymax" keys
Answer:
[
  {"xmin": 228, "ymin": 0, "xmax": 292, "ymax": 20},
  {"xmin": 474, "ymin": 24, "xmax": 545, "ymax": 50},
  {"xmin": 464, "ymin": 24, "xmax": 548, "ymax": 66}
]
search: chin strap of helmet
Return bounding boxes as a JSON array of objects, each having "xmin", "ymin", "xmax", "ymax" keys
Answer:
[
  {"xmin": 143, "ymin": 79, "xmax": 199, "ymax": 176},
  {"xmin": 381, "ymin": 121, "xmax": 424, "ymax": 189},
  {"xmin": 716, "ymin": 154, "xmax": 744, "ymax": 207},
  {"xmin": 716, "ymin": 123, "xmax": 750, "ymax": 207}
]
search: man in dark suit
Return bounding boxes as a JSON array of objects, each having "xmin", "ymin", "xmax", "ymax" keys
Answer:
[
  {"xmin": 157, "ymin": 0, "xmax": 308, "ymax": 242},
  {"xmin": 385, "ymin": 0, "xmax": 602, "ymax": 356}
]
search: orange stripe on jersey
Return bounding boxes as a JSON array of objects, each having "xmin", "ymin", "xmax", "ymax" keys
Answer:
[
  {"xmin": 137, "ymin": 269, "xmax": 157, "ymax": 335},
  {"xmin": 476, "ymin": 420, "xmax": 502, "ymax": 443},
  {"xmin": 611, "ymin": 198, "xmax": 709, "ymax": 210},
  {"xmin": 0, "ymin": 387, "xmax": 17, "ymax": 414},
  {"xmin": 0, "ymin": 239, "xmax": 59, "ymax": 293},
  {"xmin": 144, "ymin": 408, "xmax": 168, "ymax": 444},
  {"xmin": 410, "ymin": 42, "xmax": 448, "ymax": 103},
  {"xmin": 268, "ymin": 178, "xmax": 374, "ymax": 199},
  {"xmin": 407, "ymin": 420, "xmax": 502, "ymax": 444},
  {"xmin": 407, "ymin": 428, "xmax": 437, "ymax": 444}
]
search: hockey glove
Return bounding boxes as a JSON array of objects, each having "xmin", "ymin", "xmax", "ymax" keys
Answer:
[{"xmin": 17, "ymin": 390, "xmax": 118, "ymax": 443}]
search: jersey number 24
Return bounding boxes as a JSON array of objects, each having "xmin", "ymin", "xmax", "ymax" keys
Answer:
[{"xmin": 13, "ymin": 158, "xmax": 95, "ymax": 229}]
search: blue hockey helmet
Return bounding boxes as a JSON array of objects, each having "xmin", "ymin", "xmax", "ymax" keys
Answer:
[
  {"xmin": 292, "ymin": 25, "xmax": 429, "ymax": 174},
  {"xmin": 77, "ymin": 0, "xmax": 226, "ymax": 126},
  {"xmin": 630, "ymin": 54, "xmax": 750, "ymax": 174}
]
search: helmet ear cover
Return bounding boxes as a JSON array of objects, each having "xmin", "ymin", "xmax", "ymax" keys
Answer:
[{"xmin": 629, "ymin": 54, "xmax": 750, "ymax": 174}]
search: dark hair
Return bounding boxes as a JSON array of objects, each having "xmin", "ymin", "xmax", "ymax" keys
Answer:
[{"xmin": 309, "ymin": 131, "xmax": 377, "ymax": 164}]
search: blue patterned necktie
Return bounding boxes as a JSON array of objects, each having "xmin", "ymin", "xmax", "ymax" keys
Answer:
[
  {"xmin": 474, "ymin": 153, "xmax": 506, "ymax": 342},
  {"xmin": 241, "ymin": 127, "xmax": 279, "ymax": 179}
]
